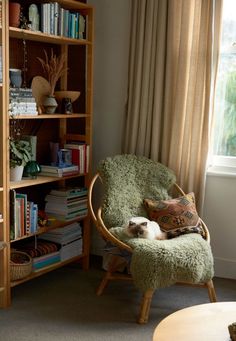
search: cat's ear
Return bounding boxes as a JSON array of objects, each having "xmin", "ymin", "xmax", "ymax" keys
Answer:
[
  {"xmin": 140, "ymin": 222, "xmax": 148, "ymax": 227},
  {"xmin": 129, "ymin": 221, "xmax": 136, "ymax": 227}
]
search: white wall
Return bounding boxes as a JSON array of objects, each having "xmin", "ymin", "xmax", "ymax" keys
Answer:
[
  {"xmin": 203, "ymin": 173, "xmax": 236, "ymax": 279},
  {"xmin": 88, "ymin": 0, "xmax": 131, "ymax": 254}
]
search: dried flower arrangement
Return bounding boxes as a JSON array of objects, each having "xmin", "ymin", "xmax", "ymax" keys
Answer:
[{"xmin": 37, "ymin": 49, "xmax": 68, "ymax": 96}]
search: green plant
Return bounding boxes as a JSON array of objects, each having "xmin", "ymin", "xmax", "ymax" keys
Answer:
[{"xmin": 10, "ymin": 138, "xmax": 32, "ymax": 168}]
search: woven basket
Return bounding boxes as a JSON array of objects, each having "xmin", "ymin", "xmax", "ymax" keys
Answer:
[{"xmin": 10, "ymin": 251, "xmax": 33, "ymax": 281}]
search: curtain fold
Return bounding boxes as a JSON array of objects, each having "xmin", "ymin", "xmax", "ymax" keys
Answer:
[{"xmin": 123, "ymin": 0, "xmax": 222, "ymax": 210}]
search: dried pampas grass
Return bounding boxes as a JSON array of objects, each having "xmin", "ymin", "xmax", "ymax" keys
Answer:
[{"xmin": 37, "ymin": 49, "xmax": 68, "ymax": 96}]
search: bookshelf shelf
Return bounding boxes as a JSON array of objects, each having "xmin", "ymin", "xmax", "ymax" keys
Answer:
[
  {"xmin": 9, "ymin": 113, "xmax": 90, "ymax": 120},
  {"xmin": 9, "ymin": 27, "xmax": 92, "ymax": 45},
  {"xmin": 10, "ymin": 173, "xmax": 86, "ymax": 189},
  {"xmin": 0, "ymin": 0, "xmax": 94, "ymax": 307},
  {"xmin": 10, "ymin": 215, "xmax": 87, "ymax": 243},
  {"xmin": 10, "ymin": 253, "xmax": 85, "ymax": 288}
]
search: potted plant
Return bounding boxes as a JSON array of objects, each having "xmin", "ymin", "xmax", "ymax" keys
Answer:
[{"xmin": 10, "ymin": 138, "xmax": 32, "ymax": 181}]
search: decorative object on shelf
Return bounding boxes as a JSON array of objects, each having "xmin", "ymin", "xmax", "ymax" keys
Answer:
[
  {"xmin": 54, "ymin": 91, "xmax": 80, "ymax": 114},
  {"xmin": 38, "ymin": 210, "xmax": 49, "ymax": 227},
  {"xmin": 9, "ymin": 68, "xmax": 22, "ymax": 88},
  {"xmin": 24, "ymin": 160, "xmax": 41, "ymax": 179},
  {"xmin": 37, "ymin": 49, "xmax": 68, "ymax": 96},
  {"xmin": 229, "ymin": 322, "xmax": 236, "ymax": 341},
  {"xmin": 58, "ymin": 149, "xmax": 72, "ymax": 167},
  {"xmin": 31, "ymin": 76, "xmax": 51, "ymax": 114},
  {"xmin": 9, "ymin": 2, "xmax": 21, "ymax": 28},
  {"xmin": 28, "ymin": 4, "xmax": 39, "ymax": 31},
  {"xmin": 10, "ymin": 165, "xmax": 24, "ymax": 182},
  {"xmin": 61, "ymin": 97, "xmax": 73, "ymax": 114},
  {"xmin": 54, "ymin": 91, "xmax": 81, "ymax": 103},
  {"xmin": 50, "ymin": 142, "xmax": 59, "ymax": 166},
  {"xmin": 42, "ymin": 95, "xmax": 58, "ymax": 114},
  {"xmin": 9, "ymin": 138, "xmax": 32, "ymax": 181},
  {"xmin": 10, "ymin": 250, "xmax": 33, "ymax": 281},
  {"xmin": 19, "ymin": 10, "xmax": 31, "ymax": 30}
]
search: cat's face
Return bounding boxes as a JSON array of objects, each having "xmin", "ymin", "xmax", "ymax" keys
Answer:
[{"xmin": 127, "ymin": 221, "xmax": 148, "ymax": 238}]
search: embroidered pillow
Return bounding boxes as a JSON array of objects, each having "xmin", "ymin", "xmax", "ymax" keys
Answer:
[{"xmin": 143, "ymin": 193, "xmax": 205, "ymax": 238}]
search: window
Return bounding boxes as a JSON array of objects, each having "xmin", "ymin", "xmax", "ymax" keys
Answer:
[{"xmin": 210, "ymin": 0, "xmax": 236, "ymax": 172}]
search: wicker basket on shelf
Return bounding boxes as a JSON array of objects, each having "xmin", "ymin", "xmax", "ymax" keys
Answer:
[{"xmin": 10, "ymin": 251, "xmax": 33, "ymax": 281}]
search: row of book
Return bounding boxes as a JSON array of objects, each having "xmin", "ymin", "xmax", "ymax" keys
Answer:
[
  {"xmin": 64, "ymin": 143, "xmax": 90, "ymax": 174},
  {"xmin": 45, "ymin": 187, "xmax": 88, "ymax": 222},
  {"xmin": 41, "ymin": 2, "xmax": 86, "ymax": 39},
  {"xmin": 10, "ymin": 190, "xmax": 38, "ymax": 240},
  {"xmin": 9, "ymin": 88, "xmax": 38, "ymax": 116}
]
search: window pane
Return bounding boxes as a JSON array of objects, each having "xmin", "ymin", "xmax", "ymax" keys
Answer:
[{"xmin": 213, "ymin": 0, "xmax": 236, "ymax": 157}]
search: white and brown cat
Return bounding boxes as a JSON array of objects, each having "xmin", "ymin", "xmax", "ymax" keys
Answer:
[{"xmin": 123, "ymin": 216, "xmax": 167, "ymax": 240}]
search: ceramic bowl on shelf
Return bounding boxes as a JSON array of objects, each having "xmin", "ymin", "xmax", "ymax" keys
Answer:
[{"xmin": 54, "ymin": 91, "xmax": 81, "ymax": 103}]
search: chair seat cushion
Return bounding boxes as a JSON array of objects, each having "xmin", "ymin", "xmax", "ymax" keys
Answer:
[{"xmin": 110, "ymin": 227, "xmax": 214, "ymax": 292}]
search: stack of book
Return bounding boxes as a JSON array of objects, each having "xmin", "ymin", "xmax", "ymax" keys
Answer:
[
  {"xmin": 39, "ymin": 164, "xmax": 79, "ymax": 177},
  {"xmin": 64, "ymin": 143, "xmax": 90, "ymax": 174},
  {"xmin": 44, "ymin": 187, "xmax": 88, "ymax": 222},
  {"xmin": 9, "ymin": 88, "xmax": 38, "ymax": 116},
  {"xmin": 39, "ymin": 222, "xmax": 83, "ymax": 261},
  {"xmin": 10, "ymin": 190, "xmax": 38, "ymax": 240},
  {"xmin": 15, "ymin": 239, "xmax": 60, "ymax": 271}
]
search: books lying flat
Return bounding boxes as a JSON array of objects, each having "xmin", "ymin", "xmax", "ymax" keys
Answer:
[
  {"xmin": 60, "ymin": 238, "xmax": 83, "ymax": 261},
  {"xmin": 33, "ymin": 251, "xmax": 61, "ymax": 271},
  {"xmin": 39, "ymin": 222, "xmax": 82, "ymax": 245},
  {"xmin": 40, "ymin": 165, "xmax": 79, "ymax": 177},
  {"xmin": 46, "ymin": 210, "xmax": 88, "ymax": 222},
  {"xmin": 49, "ymin": 187, "xmax": 87, "ymax": 198}
]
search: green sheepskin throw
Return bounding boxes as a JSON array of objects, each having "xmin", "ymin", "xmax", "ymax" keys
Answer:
[
  {"xmin": 98, "ymin": 154, "xmax": 214, "ymax": 292},
  {"xmin": 98, "ymin": 154, "xmax": 176, "ymax": 227},
  {"xmin": 110, "ymin": 227, "xmax": 214, "ymax": 292}
]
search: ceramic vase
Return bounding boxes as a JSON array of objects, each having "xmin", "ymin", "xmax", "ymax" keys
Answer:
[
  {"xmin": 9, "ymin": 2, "xmax": 21, "ymax": 28},
  {"xmin": 9, "ymin": 68, "xmax": 22, "ymax": 88},
  {"xmin": 43, "ymin": 96, "xmax": 58, "ymax": 114},
  {"xmin": 24, "ymin": 161, "xmax": 41, "ymax": 179}
]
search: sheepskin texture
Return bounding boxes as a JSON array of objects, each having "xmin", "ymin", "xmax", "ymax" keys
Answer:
[
  {"xmin": 98, "ymin": 154, "xmax": 214, "ymax": 292},
  {"xmin": 110, "ymin": 226, "xmax": 214, "ymax": 292},
  {"xmin": 98, "ymin": 154, "xmax": 176, "ymax": 227}
]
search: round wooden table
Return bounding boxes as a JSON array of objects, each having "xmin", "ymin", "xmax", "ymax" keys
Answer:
[{"xmin": 153, "ymin": 302, "xmax": 236, "ymax": 341}]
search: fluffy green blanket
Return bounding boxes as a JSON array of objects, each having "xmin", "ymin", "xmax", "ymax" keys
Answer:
[
  {"xmin": 98, "ymin": 154, "xmax": 176, "ymax": 227},
  {"xmin": 98, "ymin": 154, "xmax": 214, "ymax": 292},
  {"xmin": 110, "ymin": 227, "xmax": 214, "ymax": 292}
]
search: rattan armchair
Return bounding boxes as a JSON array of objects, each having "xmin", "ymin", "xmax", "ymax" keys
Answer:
[{"xmin": 88, "ymin": 156, "xmax": 217, "ymax": 324}]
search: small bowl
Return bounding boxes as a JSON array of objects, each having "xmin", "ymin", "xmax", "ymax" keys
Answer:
[{"xmin": 54, "ymin": 91, "xmax": 81, "ymax": 103}]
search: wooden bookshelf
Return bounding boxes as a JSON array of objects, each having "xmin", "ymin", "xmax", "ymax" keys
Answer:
[{"xmin": 0, "ymin": 0, "xmax": 94, "ymax": 307}]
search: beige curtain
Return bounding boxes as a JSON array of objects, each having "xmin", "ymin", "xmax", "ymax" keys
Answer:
[{"xmin": 123, "ymin": 0, "xmax": 222, "ymax": 210}]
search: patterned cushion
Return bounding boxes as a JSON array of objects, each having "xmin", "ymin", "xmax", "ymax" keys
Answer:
[{"xmin": 143, "ymin": 193, "xmax": 205, "ymax": 238}]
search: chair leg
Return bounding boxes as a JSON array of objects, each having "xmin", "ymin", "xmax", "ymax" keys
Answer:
[
  {"xmin": 138, "ymin": 289, "xmax": 155, "ymax": 324},
  {"xmin": 206, "ymin": 279, "xmax": 217, "ymax": 302},
  {"xmin": 96, "ymin": 254, "xmax": 126, "ymax": 296}
]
